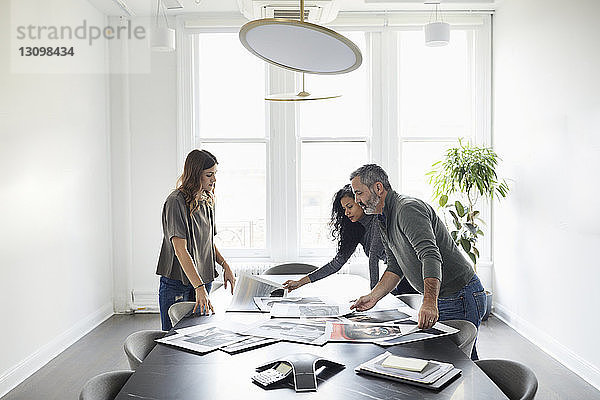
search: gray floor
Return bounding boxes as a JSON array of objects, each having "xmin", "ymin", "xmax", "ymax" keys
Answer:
[{"xmin": 3, "ymin": 314, "xmax": 599, "ymax": 400}]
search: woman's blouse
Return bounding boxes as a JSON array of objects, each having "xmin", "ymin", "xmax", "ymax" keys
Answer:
[{"xmin": 155, "ymin": 190, "xmax": 217, "ymax": 286}]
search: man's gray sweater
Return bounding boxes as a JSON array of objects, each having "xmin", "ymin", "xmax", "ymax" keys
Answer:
[{"xmin": 378, "ymin": 190, "xmax": 474, "ymax": 297}]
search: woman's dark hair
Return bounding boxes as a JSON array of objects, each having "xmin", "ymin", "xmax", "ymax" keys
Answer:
[
  {"xmin": 177, "ymin": 149, "xmax": 218, "ymax": 212},
  {"xmin": 330, "ymin": 184, "xmax": 365, "ymax": 255}
]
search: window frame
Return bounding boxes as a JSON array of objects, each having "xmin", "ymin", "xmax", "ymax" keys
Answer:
[{"xmin": 177, "ymin": 13, "xmax": 492, "ymax": 264}]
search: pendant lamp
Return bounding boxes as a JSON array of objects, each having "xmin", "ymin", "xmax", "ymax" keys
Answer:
[
  {"xmin": 424, "ymin": 1, "xmax": 450, "ymax": 47},
  {"xmin": 151, "ymin": 0, "xmax": 176, "ymax": 52},
  {"xmin": 239, "ymin": 0, "xmax": 362, "ymax": 75}
]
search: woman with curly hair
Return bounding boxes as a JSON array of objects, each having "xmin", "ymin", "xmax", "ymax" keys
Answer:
[
  {"xmin": 155, "ymin": 149, "xmax": 236, "ymax": 331},
  {"xmin": 283, "ymin": 184, "xmax": 416, "ymax": 293}
]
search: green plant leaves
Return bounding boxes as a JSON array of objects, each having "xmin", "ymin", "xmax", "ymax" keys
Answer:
[
  {"xmin": 460, "ymin": 238, "xmax": 471, "ymax": 253},
  {"xmin": 426, "ymin": 138, "xmax": 510, "ymax": 272},
  {"xmin": 468, "ymin": 252, "xmax": 477, "ymax": 265},
  {"xmin": 427, "ymin": 139, "xmax": 510, "ymax": 206},
  {"xmin": 465, "ymin": 223, "xmax": 477, "ymax": 235},
  {"xmin": 455, "ymin": 201, "xmax": 465, "ymax": 217},
  {"xmin": 439, "ymin": 194, "xmax": 448, "ymax": 207}
]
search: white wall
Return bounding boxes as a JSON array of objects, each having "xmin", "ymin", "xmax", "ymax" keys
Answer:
[
  {"xmin": 109, "ymin": 20, "xmax": 178, "ymax": 312},
  {"xmin": 0, "ymin": 1, "xmax": 113, "ymax": 396},
  {"xmin": 493, "ymin": 0, "xmax": 600, "ymax": 389}
]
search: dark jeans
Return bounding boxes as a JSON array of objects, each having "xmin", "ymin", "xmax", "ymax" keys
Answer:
[
  {"xmin": 158, "ymin": 276, "xmax": 212, "ymax": 331},
  {"xmin": 437, "ymin": 274, "xmax": 487, "ymax": 361}
]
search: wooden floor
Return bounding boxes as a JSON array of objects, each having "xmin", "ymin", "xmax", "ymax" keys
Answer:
[{"xmin": 3, "ymin": 314, "xmax": 599, "ymax": 400}]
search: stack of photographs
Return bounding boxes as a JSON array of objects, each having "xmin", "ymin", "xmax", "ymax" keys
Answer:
[
  {"xmin": 269, "ymin": 303, "xmax": 353, "ymax": 318},
  {"xmin": 328, "ymin": 320, "xmax": 420, "ymax": 344},
  {"xmin": 341, "ymin": 309, "xmax": 412, "ymax": 324},
  {"xmin": 253, "ymin": 297, "xmax": 325, "ymax": 313},
  {"xmin": 155, "ymin": 323, "xmax": 276, "ymax": 355},
  {"xmin": 328, "ymin": 308, "xmax": 458, "ymax": 346},
  {"xmin": 254, "ymin": 296, "xmax": 353, "ymax": 318},
  {"xmin": 355, "ymin": 351, "xmax": 462, "ymax": 391},
  {"xmin": 238, "ymin": 319, "xmax": 332, "ymax": 346}
]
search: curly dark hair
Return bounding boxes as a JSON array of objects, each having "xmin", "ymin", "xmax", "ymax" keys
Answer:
[{"xmin": 330, "ymin": 184, "xmax": 365, "ymax": 255}]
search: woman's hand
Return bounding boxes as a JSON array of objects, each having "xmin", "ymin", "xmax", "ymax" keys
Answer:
[
  {"xmin": 194, "ymin": 286, "xmax": 214, "ymax": 315},
  {"xmin": 223, "ymin": 264, "xmax": 236, "ymax": 295},
  {"xmin": 283, "ymin": 276, "xmax": 310, "ymax": 292}
]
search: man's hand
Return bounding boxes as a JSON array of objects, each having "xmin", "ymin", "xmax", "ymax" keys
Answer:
[
  {"xmin": 194, "ymin": 286, "xmax": 214, "ymax": 315},
  {"xmin": 351, "ymin": 293, "xmax": 378, "ymax": 311},
  {"xmin": 223, "ymin": 264, "xmax": 236, "ymax": 295},
  {"xmin": 418, "ymin": 277, "xmax": 441, "ymax": 329},
  {"xmin": 417, "ymin": 299, "xmax": 438, "ymax": 329},
  {"xmin": 283, "ymin": 276, "xmax": 310, "ymax": 292}
]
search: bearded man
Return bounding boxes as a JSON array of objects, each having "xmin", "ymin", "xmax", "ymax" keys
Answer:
[{"xmin": 349, "ymin": 164, "xmax": 486, "ymax": 360}]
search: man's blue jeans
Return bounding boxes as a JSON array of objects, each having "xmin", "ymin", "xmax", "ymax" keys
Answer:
[
  {"xmin": 158, "ymin": 276, "xmax": 212, "ymax": 331},
  {"xmin": 437, "ymin": 274, "xmax": 487, "ymax": 360}
]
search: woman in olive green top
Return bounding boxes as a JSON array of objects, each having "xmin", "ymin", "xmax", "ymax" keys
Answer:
[{"xmin": 156, "ymin": 149, "xmax": 235, "ymax": 331}]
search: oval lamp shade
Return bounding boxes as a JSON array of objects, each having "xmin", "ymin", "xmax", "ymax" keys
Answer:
[
  {"xmin": 239, "ymin": 19, "xmax": 362, "ymax": 75},
  {"xmin": 152, "ymin": 27, "xmax": 176, "ymax": 52},
  {"xmin": 424, "ymin": 22, "xmax": 450, "ymax": 47}
]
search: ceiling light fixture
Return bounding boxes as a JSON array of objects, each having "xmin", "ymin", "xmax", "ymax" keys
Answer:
[
  {"xmin": 424, "ymin": 1, "xmax": 450, "ymax": 47},
  {"xmin": 239, "ymin": 0, "xmax": 362, "ymax": 75},
  {"xmin": 264, "ymin": 72, "xmax": 341, "ymax": 101},
  {"xmin": 151, "ymin": 0, "xmax": 176, "ymax": 52}
]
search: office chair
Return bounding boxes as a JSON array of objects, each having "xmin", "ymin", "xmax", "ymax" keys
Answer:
[
  {"xmin": 475, "ymin": 359, "xmax": 538, "ymax": 400},
  {"xmin": 263, "ymin": 263, "xmax": 318, "ymax": 275},
  {"xmin": 440, "ymin": 319, "xmax": 478, "ymax": 358},
  {"xmin": 168, "ymin": 301, "xmax": 196, "ymax": 327},
  {"xmin": 123, "ymin": 330, "xmax": 167, "ymax": 370},
  {"xmin": 79, "ymin": 370, "xmax": 134, "ymax": 400},
  {"xmin": 396, "ymin": 293, "xmax": 423, "ymax": 310}
]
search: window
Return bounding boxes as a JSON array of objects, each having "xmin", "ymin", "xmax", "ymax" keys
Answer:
[
  {"xmin": 195, "ymin": 33, "xmax": 268, "ymax": 255},
  {"xmin": 397, "ymin": 30, "xmax": 473, "ymax": 200},
  {"xmin": 298, "ymin": 32, "xmax": 369, "ymax": 252},
  {"xmin": 184, "ymin": 16, "xmax": 491, "ymax": 262}
]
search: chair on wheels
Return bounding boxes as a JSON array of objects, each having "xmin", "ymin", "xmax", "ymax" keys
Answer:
[
  {"xmin": 396, "ymin": 293, "xmax": 423, "ymax": 310},
  {"xmin": 79, "ymin": 370, "xmax": 134, "ymax": 400},
  {"xmin": 475, "ymin": 359, "xmax": 538, "ymax": 400},
  {"xmin": 263, "ymin": 263, "xmax": 318, "ymax": 275},
  {"xmin": 439, "ymin": 319, "xmax": 477, "ymax": 358},
  {"xmin": 168, "ymin": 301, "xmax": 196, "ymax": 328},
  {"xmin": 123, "ymin": 330, "xmax": 167, "ymax": 370}
]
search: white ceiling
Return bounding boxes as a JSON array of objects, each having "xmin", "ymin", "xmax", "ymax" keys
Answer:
[{"xmin": 88, "ymin": 0, "xmax": 499, "ymax": 17}]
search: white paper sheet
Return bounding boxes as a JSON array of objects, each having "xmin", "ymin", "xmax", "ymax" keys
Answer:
[{"xmin": 227, "ymin": 273, "xmax": 286, "ymax": 312}]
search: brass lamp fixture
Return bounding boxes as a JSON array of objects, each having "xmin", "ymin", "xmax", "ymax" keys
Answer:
[
  {"xmin": 239, "ymin": 0, "xmax": 362, "ymax": 101},
  {"xmin": 264, "ymin": 72, "xmax": 342, "ymax": 102}
]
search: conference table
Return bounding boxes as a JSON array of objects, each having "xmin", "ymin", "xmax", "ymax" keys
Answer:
[{"xmin": 115, "ymin": 274, "xmax": 508, "ymax": 399}]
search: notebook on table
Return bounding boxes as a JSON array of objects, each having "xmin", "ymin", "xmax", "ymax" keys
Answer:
[{"xmin": 355, "ymin": 351, "xmax": 462, "ymax": 391}]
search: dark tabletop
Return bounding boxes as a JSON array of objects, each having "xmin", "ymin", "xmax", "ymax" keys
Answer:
[{"xmin": 115, "ymin": 274, "xmax": 508, "ymax": 399}]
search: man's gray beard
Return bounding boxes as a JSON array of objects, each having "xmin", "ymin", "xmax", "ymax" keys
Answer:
[{"xmin": 362, "ymin": 192, "xmax": 380, "ymax": 214}]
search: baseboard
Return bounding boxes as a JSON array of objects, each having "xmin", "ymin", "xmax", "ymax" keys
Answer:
[
  {"xmin": 493, "ymin": 302, "xmax": 600, "ymax": 391},
  {"xmin": 0, "ymin": 303, "xmax": 114, "ymax": 398}
]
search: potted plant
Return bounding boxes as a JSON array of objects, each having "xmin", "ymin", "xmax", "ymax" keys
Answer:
[{"xmin": 427, "ymin": 139, "xmax": 509, "ymax": 320}]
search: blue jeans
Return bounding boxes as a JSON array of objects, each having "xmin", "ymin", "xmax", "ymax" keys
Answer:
[
  {"xmin": 437, "ymin": 274, "xmax": 487, "ymax": 361},
  {"xmin": 158, "ymin": 276, "xmax": 212, "ymax": 331}
]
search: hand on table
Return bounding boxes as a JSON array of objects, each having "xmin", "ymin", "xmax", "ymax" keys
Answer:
[
  {"xmin": 350, "ymin": 293, "xmax": 378, "ymax": 311},
  {"xmin": 194, "ymin": 286, "xmax": 214, "ymax": 315},
  {"xmin": 418, "ymin": 300, "xmax": 438, "ymax": 329}
]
